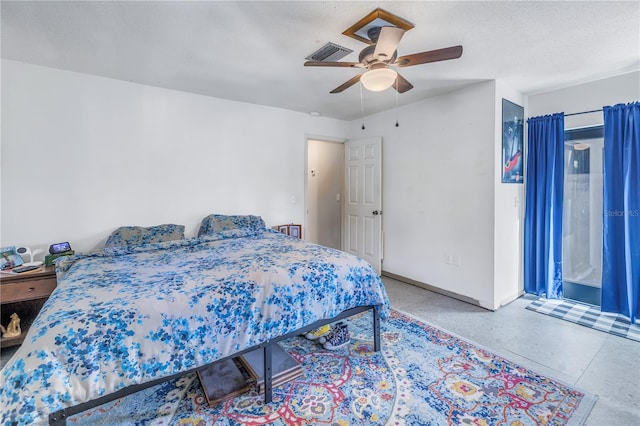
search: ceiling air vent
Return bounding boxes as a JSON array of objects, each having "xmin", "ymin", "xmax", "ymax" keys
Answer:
[{"xmin": 305, "ymin": 42, "xmax": 353, "ymax": 62}]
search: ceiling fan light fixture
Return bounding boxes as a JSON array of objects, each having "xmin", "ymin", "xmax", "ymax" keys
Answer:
[
  {"xmin": 361, "ymin": 68, "xmax": 397, "ymax": 91},
  {"xmin": 573, "ymin": 142, "xmax": 591, "ymax": 151}
]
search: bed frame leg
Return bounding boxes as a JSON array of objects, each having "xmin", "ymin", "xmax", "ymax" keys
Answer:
[
  {"xmin": 263, "ymin": 343, "xmax": 273, "ymax": 404},
  {"xmin": 373, "ymin": 307, "xmax": 381, "ymax": 352},
  {"xmin": 49, "ymin": 410, "xmax": 67, "ymax": 425}
]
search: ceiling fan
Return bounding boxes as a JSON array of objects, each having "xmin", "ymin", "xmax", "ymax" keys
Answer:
[{"xmin": 304, "ymin": 9, "xmax": 463, "ymax": 94}]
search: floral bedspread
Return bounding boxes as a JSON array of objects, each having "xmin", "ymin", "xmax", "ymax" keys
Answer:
[{"xmin": 0, "ymin": 229, "xmax": 389, "ymax": 425}]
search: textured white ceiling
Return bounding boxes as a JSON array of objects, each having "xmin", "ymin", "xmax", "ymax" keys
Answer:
[{"xmin": 2, "ymin": 1, "xmax": 639, "ymax": 120}]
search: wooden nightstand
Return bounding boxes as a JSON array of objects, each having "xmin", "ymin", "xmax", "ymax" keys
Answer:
[{"xmin": 0, "ymin": 266, "xmax": 57, "ymax": 348}]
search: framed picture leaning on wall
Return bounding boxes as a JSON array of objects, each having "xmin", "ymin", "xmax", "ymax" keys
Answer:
[
  {"xmin": 274, "ymin": 224, "xmax": 302, "ymax": 239},
  {"xmin": 502, "ymin": 99, "xmax": 524, "ymax": 183},
  {"xmin": 0, "ymin": 246, "xmax": 24, "ymax": 270}
]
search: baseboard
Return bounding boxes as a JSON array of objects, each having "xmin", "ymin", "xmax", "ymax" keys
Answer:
[
  {"xmin": 381, "ymin": 271, "xmax": 494, "ymax": 311},
  {"xmin": 496, "ymin": 290, "xmax": 524, "ymax": 309}
]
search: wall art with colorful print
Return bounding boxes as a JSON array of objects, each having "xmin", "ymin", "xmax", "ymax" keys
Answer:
[{"xmin": 502, "ymin": 99, "xmax": 524, "ymax": 183}]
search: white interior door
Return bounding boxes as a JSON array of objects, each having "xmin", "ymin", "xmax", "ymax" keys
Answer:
[{"xmin": 343, "ymin": 137, "xmax": 382, "ymax": 274}]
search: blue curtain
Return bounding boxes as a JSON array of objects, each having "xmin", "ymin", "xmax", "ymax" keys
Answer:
[
  {"xmin": 524, "ymin": 113, "xmax": 565, "ymax": 298},
  {"xmin": 602, "ymin": 102, "xmax": 640, "ymax": 323}
]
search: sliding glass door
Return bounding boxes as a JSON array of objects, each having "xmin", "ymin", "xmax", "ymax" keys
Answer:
[{"xmin": 562, "ymin": 126, "xmax": 604, "ymax": 305}]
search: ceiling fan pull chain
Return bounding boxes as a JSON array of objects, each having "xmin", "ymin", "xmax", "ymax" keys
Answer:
[
  {"xmin": 395, "ymin": 77, "xmax": 399, "ymax": 127},
  {"xmin": 360, "ymin": 82, "xmax": 366, "ymax": 130}
]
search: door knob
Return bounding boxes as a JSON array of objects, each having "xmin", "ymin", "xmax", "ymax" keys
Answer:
[{"xmin": 372, "ymin": 210, "xmax": 380, "ymax": 215}]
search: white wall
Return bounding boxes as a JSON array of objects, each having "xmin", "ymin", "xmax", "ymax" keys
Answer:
[
  {"xmin": 4, "ymin": 59, "xmax": 632, "ymax": 307},
  {"xmin": 352, "ymin": 81, "xmax": 499, "ymax": 308},
  {"xmin": 351, "ymin": 72, "xmax": 637, "ymax": 309},
  {"xmin": 1, "ymin": 60, "xmax": 351, "ymax": 254},
  {"xmin": 493, "ymin": 82, "xmax": 526, "ymax": 308},
  {"xmin": 528, "ymin": 71, "xmax": 640, "ymax": 129}
]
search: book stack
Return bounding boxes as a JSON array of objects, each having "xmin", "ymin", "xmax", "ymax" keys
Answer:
[{"xmin": 197, "ymin": 343, "xmax": 303, "ymax": 406}]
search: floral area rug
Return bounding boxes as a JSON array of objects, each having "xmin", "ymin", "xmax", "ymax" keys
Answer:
[{"xmin": 69, "ymin": 310, "xmax": 596, "ymax": 425}]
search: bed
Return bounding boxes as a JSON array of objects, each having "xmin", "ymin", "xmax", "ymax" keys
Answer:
[{"xmin": 0, "ymin": 216, "xmax": 389, "ymax": 425}]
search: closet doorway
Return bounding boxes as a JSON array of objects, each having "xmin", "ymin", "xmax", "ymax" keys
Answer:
[{"xmin": 305, "ymin": 138, "xmax": 344, "ymax": 250}]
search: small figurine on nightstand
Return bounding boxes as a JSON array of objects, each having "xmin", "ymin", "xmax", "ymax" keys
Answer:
[{"xmin": 0, "ymin": 313, "xmax": 21, "ymax": 338}]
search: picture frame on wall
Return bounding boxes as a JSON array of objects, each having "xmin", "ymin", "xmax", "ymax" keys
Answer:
[{"xmin": 502, "ymin": 99, "xmax": 524, "ymax": 183}]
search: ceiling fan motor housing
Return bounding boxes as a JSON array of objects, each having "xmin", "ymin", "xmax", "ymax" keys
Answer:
[
  {"xmin": 359, "ymin": 45, "xmax": 397, "ymax": 67},
  {"xmin": 367, "ymin": 26, "xmax": 383, "ymax": 42}
]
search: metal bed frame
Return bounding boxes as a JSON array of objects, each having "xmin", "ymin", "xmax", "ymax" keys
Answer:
[{"xmin": 49, "ymin": 304, "xmax": 381, "ymax": 425}]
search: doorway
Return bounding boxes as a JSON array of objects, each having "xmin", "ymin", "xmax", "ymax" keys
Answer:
[
  {"xmin": 306, "ymin": 139, "xmax": 344, "ymax": 250},
  {"xmin": 563, "ymin": 125, "xmax": 604, "ymax": 306},
  {"xmin": 305, "ymin": 135, "xmax": 383, "ymax": 274}
]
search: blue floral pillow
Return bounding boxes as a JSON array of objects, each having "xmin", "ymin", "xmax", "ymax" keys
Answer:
[
  {"xmin": 105, "ymin": 224, "xmax": 185, "ymax": 249},
  {"xmin": 198, "ymin": 214, "xmax": 265, "ymax": 237}
]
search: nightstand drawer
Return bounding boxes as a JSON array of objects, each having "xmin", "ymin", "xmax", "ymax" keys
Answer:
[{"xmin": 1, "ymin": 277, "xmax": 57, "ymax": 303}]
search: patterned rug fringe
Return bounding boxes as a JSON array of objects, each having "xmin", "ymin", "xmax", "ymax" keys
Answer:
[{"xmin": 526, "ymin": 297, "xmax": 640, "ymax": 342}]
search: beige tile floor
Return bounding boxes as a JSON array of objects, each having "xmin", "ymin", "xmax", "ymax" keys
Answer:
[{"xmin": 382, "ymin": 276, "xmax": 640, "ymax": 426}]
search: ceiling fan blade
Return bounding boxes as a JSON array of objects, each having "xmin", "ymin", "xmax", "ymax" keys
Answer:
[
  {"xmin": 330, "ymin": 74, "xmax": 362, "ymax": 94},
  {"xmin": 304, "ymin": 61, "xmax": 363, "ymax": 68},
  {"xmin": 373, "ymin": 26, "xmax": 405, "ymax": 61},
  {"xmin": 393, "ymin": 73, "xmax": 413, "ymax": 93},
  {"xmin": 395, "ymin": 45, "xmax": 463, "ymax": 67}
]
